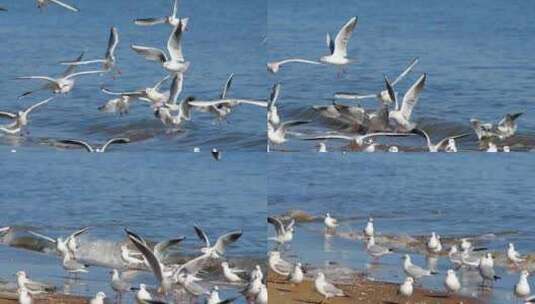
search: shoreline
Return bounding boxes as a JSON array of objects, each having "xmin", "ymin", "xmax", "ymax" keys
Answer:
[{"xmin": 268, "ymin": 271, "xmax": 487, "ymax": 304}]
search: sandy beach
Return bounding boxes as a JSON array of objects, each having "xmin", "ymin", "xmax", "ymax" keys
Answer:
[
  {"xmin": 0, "ymin": 291, "xmax": 88, "ymax": 304},
  {"xmin": 268, "ymin": 271, "xmax": 486, "ymax": 304}
]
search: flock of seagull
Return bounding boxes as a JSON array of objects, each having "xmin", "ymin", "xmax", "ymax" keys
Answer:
[
  {"xmin": 266, "ymin": 16, "xmax": 527, "ymax": 152},
  {"xmin": 0, "ymin": 0, "xmax": 267, "ymax": 152},
  {"xmin": 268, "ymin": 213, "xmax": 535, "ymax": 304},
  {"xmin": 0, "ymin": 225, "xmax": 267, "ymax": 304}
]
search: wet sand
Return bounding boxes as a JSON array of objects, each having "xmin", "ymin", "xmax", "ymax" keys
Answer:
[
  {"xmin": 0, "ymin": 291, "xmax": 88, "ymax": 304},
  {"xmin": 268, "ymin": 271, "xmax": 486, "ymax": 304}
]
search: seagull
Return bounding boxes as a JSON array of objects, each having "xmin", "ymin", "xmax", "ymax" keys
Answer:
[
  {"xmin": 58, "ymin": 138, "xmax": 130, "ymax": 153},
  {"xmin": 448, "ymin": 246, "xmax": 462, "ymax": 267},
  {"xmin": 268, "ymin": 251, "xmax": 292, "ymax": 276},
  {"xmin": 17, "ymin": 65, "xmax": 106, "ymax": 98},
  {"xmin": 363, "ymin": 217, "xmax": 374, "ymax": 237},
  {"xmin": 16, "ymin": 271, "xmax": 56, "ymax": 294},
  {"xmin": 211, "ymin": 148, "xmax": 221, "ymax": 161},
  {"xmin": 460, "ymin": 247, "xmax": 480, "ymax": 268},
  {"xmin": 470, "ymin": 118, "xmax": 498, "ymax": 141},
  {"xmin": 320, "ymin": 16, "xmax": 358, "ymax": 67},
  {"xmin": 324, "ymin": 213, "xmax": 338, "ymax": 230},
  {"xmin": 0, "ymin": 97, "xmax": 53, "ymax": 135},
  {"xmin": 267, "ymin": 216, "xmax": 295, "ymax": 244},
  {"xmin": 427, "ymin": 232, "xmax": 442, "ymax": 254},
  {"xmin": 334, "ymin": 58, "xmax": 419, "ymax": 105},
  {"xmin": 314, "ymin": 272, "xmax": 346, "ymax": 303},
  {"xmin": 503, "ymin": 145, "xmax": 511, "ymax": 152},
  {"xmin": 388, "ymin": 145, "xmax": 399, "ymax": 152},
  {"xmin": 135, "ymin": 283, "xmax": 153, "ymax": 303},
  {"xmin": 497, "ymin": 112, "xmax": 523, "ymax": 138},
  {"xmin": 134, "ymin": 0, "xmax": 189, "ymax": 31},
  {"xmin": 221, "ymin": 262, "xmax": 245, "ymax": 283},
  {"xmin": 288, "ymin": 262, "xmax": 304, "ymax": 284},
  {"xmin": 36, "ymin": 0, "xmax": 79, "ymax": 12},
  {"xmin": 120, "ymin": 245, "xmax": 145, "ymax": 267},
  {"xmin": 479, "ymin": 253, "xmax": 500, "ymax": 284},
  {"xmin": 153, "ymin": 73, "xmax": 193, "ymax": 128},
  {"xmin": 402, "ymin": 254, "xmax": 435, "ymax": 280},
  {"xmin": 444, "ymin": 269, "xmax": 461, "ymax": 294},
  {"xmin": 18, "ymin": 287, "xmax": 32, "ymax": 304},
  {"xmin": 411, "ymin": 128, "xmax": 470, "ymax": 152},
  {"xmin": 515, "ymin": 271, "xmax": 531, "ymax": 299},
  {"xmin": 62, "ymin": 251, "xmax": 89, "ymax": 274},
  {"xmin": 398, "ymin": 277, "xmax": 413, "ymax": 298},
  {"xmin": 318, "ymin": 142, "xmax": 327, "ymax": 152},
  {"xmin": 268, "ymin": 119, "xmax": 309, "ymax": 146},
  {"xmin": 366, "ymin": 236, "xmax": 393, "ymax": 259},
  {"xmin": 460, "ymin": 238, "xmax": 472, "ymax": 252},
  {"xmin": 507, "ymin": 242, "xmax": 525, "ymax": 265},
  {"xmin": 486, "ymin": 142, "xmax": 498, "ymax": 152},
  {"xmin": 267, "ymin": 83, "xmax": 280, "ymax": 126},
  {"xmin": 131, "ymin": 21, "xmax": 189, "ymax": 74},
  {"xmin": 250, "ymin": 265, "xmax": 263, "ymax": 281},
  {"xmin": 61, "ymin": 27, "xmax": 119, "ymax": 74},
  {"xmin": 89, "ymin": 291, "xmax": 106, "ymax": 304},
  {"xmin": 110, "ymin": 269, "xmax": 132, "ymax": 301},
  {"xmin": 28, "ymin": 226, "xmax": 89, "ymax": 258},
  {"xmin": 126, "ymin": 229, "xmax": 209, "ymax": 293},
  {"xmin": 242, "ymin": 275, "xmax": 262, "ymax": 299},
  {"xmin": 386, "ymin": 73, "xmax": 427, "ymax": 131},
  {"xmin": 100, "ymin": 75, "xmax": 171, "ymax": 113},
  {"xmin": 255, "ymin": 284, "xmax": 268, "ymax": 304},
  {"xmin": 266, "ymin": 59, "xmax": 322, "ymax": 74},
  {"xmin": 193, "ymin": 226, "xmax": 242, "ymax": 259}
]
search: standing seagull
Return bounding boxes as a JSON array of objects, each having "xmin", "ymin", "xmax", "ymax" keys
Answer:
[
  {"xmin": 134, "ymin": 0, "xmax": 189, "ymax": 31},
  {"xmin": 444, "ymin": 269, "xmax": 461, "ymax": 295},
  {"xmin": 314, "ymin": 272, "xmax": 346, "ymax": 303},
  {"xmin": 515, "ymin": 271, "xmax": 531, "ymax": 300},
  {"xmin": 386, "ymin": 74, "xmax": 427, "ymax": 131},
  {"xmin": 288, "ymin": 262, "xmax": 304, "ymax": 284},
  {"xmin": 89, "ymin": 292, "xmax": 106, "ymax": 304},
  {"xmin": 36, "ymin": 0, "xmax": 79, "ymax": 12},
  {"xmin": 363, "ymin": 217, "xmax": 374, "ymax": 237},
  {"xmin": 0, "ymin": 97, "xmax": 53, "ymax": 135},
  {"xmin": 402, "ymin": 254, "xmax": 435, "ymax": 280},
  {"xmin": 58, "ymin": 138, "xmax": 130, "ymax": 153},
  {"xmin": 61, "ymin": 27, "xmax": 120, "ymax": 74},
  {"xmin": 366, "ymin": 236, "xmax": 393, "ymax": 260},
  {"xmin": 479, "ymin": 253, "xmax": 500, "ymax": 285},
  {"xmin": 131, "ymin": 21, "xmax": 189, "ymax": 74},
  {"xmin": 193, "ymin": 225, "xmax": 242, "ymax": 259},
  {"xmin": 18, "ymin": 287, "xmax": 32, "ymax": 304},
  {"xmin": 398, "ymin": 277, "xmax": 414, "ymax": 299},
  {"xmin": 324, "ymin": 213, "xmax": 338, "ymax": 231},
  {"xmin": 508, "ymin": 242, "xmax": 526, "ymax": 265}
]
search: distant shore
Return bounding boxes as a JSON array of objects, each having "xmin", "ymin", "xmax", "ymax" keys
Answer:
[{"xmin": 268, "ymin": 271, "xmax": 486, "ymax": 304}]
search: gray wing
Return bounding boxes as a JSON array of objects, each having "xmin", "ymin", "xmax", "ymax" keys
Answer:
[
  {"xmin": 333, "ymin": 16, "xmax": 358, "ymax": 58},
  {"xmin": 126, "ymin": 230, "xmax": 164, "ymax": 283},
  {"xmin": 154, "ymin": 237, "xmax": 186, "ymax": 259},
  {"xmin": 62, "ymin": 52, "xmax": 85, "ymax": 77},
  {"xmin": 400, "ymin": 74, "xmax": 426, "ymax": 120},
  {"xmin": 167, "ymin": 73, "xmax": 183, "ymax": 104},
  {"xmin": 101, "ymin": 87, "xmax": 146, "ymax": 98},
  {"xmin": 391, "ymin": 57, "xmax": 419, "ymax": 86},
  {"xmin": 105, "ymin": 27, "xmax": 119, "ymax": 59},
  {"xmin": 134, "ymin": 17, "xmax": 167, "ymax": 26},
  {"xmin": 324, "ymin": 281, "xmax": 344, "ymax": 296},
  {"xmin": 28, "ymin": 231, "xmax": 57, "ymax": 244},
  {"xmin": 193, "ymin": 225, "xmax": 210, "ymax": 247},
  {"xmin": 68, "ymin": 226, "xmax": 89, "ymax": 240},
  {"xmin": 101, "ymin": 137, "xmax": 130, "ymax": 152},
  {"xmin": 167, "ymin": 21, "xmax": 184, "ymax": 61},
  {"xmin": 181, "ymin": 252, "xmax": 211, "ymax": 275},
  {"xmin": 267, "ymin": 216, "xmax": 286, "ymax": 236},
  {"xmin": 280, "ymin": 120, "xmax": 309, "ymax": 131},
  {"xmin": 0, "ymin": 111, "xmax": 16, "ymax": 119},
  {"xmin": 59, "ymin": 139, "xmax": 94, "ymax": 152},
  {"xmin": 213, "ymin": 230, "xmax": 242, "ymax": 255},
  {"xmin": 220, "ymin": 73, "xmax": 234, "ymax": 99},
  {"xmin": 131, "ymin": 45, "xmax": 167, "ymax": 63}
]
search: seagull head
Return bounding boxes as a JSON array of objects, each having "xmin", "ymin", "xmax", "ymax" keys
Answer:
[
  {"xmin": 95, "ymin": 292, "xmax": 106, "ymax": 299},
  {"xmin": 266, "ymin": 62, "xmax": 279, "ymax": 74},
  {"xmin": 521, "ymin": 270, "xmax": 530, "ymax": 277}
]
